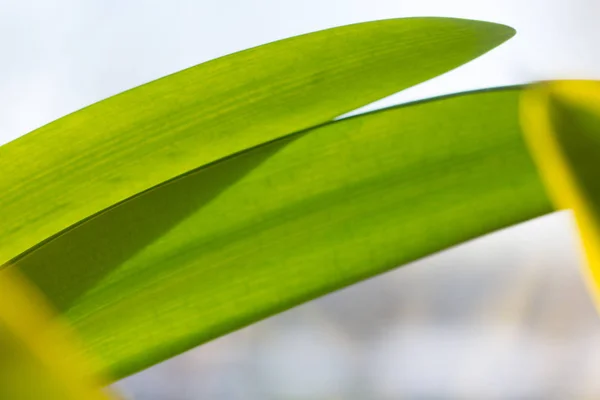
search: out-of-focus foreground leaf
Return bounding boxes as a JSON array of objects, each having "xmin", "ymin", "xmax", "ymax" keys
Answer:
[
  {"xmin": 0, "ymin": 17, "xmax": 515, "ymax": 265},
  {"xmin": 13, "ymin": 88, "xmax": 553, "ymax": 379},
  {"xmin": 0, "ymin": 270, "xmax": 113, "ymax": 399},
  {"xmin": 521, "ymin": 80, "xmax": 600, "ymax": 306}
]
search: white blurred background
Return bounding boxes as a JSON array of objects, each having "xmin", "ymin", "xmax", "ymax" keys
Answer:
[{"xmin": 2, "ymin": 1, "xmax": 600, "ymax": 398}]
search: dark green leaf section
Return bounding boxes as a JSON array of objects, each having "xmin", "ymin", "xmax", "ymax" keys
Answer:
[
  {"xmin": 549, "ymin": 88, "xmax": 600, "ymax": 218},
  {"xmin": 14, "ymin": 88, "xmax": 552, "ymax": 379},
  {"xmin": 0, "ymin": 18, "xmax": 514, "ymax": 264}
]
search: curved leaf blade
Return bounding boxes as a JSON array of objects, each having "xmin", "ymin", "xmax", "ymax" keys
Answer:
[
  {"xmin": 15, "ymin": 88, "xmax": 552, "ymax": 378},
  {"xmin": 0, "ymin": 17, "xmax": 514, "ymax": 264}
]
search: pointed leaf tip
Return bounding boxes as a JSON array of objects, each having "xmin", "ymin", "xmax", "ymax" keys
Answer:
[{"xmin": 1, "ymin": 17, "xmax": 516, "ymax": 266}]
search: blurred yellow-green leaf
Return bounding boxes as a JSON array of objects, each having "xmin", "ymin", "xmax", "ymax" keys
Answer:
[
  {"xmin": 521, "ymin": 80, "xmax": 600, "ymax": 307},
  {"xmin": 0, "ymin": 270, "xmax": 114, "ymax": 399}
]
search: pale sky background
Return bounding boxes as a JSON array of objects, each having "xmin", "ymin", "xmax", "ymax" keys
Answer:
[
  {"xmin": 1, "ymin": 0, "xmax": 600, "ymax": 144},
  {"xmin": 3, "ymin": 1, "xmax": 600, "ymax": 399}
]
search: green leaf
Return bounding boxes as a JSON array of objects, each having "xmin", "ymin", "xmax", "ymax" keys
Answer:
[
  {"xmin": 521, "ymin": 80, "xmax": 600, "ymax": 308},
  {"xmin": 0, "ymin": 17, "xmax": 514, "ymax": 265},
  {"xmin": 14, "ymin": 88, "xmax": 552, "ymax": 379}
]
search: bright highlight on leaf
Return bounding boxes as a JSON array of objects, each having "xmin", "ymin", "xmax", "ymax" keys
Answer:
[
  {"xmin": 521, "ymin": 80, "xmax": 600, "ymax": 308},
  {"xmin": 0, "ymin": 269, "xmax": 114, "ymax": 399}
]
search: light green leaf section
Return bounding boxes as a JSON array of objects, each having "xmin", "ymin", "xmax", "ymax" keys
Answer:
[
  {"xmin": 0, "ymin": 17, "xmax": 514, "ymax": 265},
  {"xmin": 14, "ymin": 88, "xmax": 552, "ymax": 379}
]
